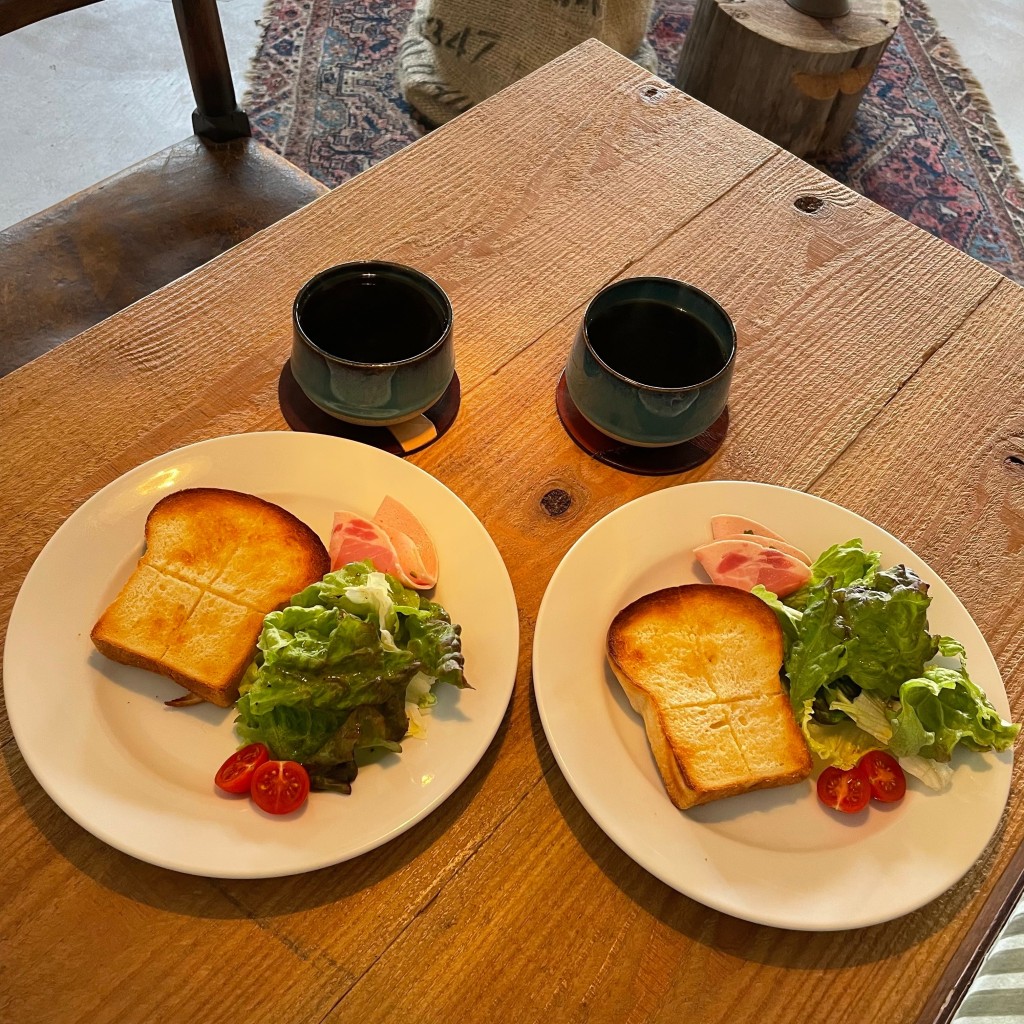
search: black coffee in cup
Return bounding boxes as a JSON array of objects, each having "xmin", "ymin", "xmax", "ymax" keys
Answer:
[
  {"xmin": 297, "ymin": 270, "xmax": 447, "ymax": 365},
  {"xmin": 290, "ymin": 262, "xmax": 455, "ymax": 426},
  {"xmin": 586, "ymin": 298, "xmax": 727, "ymax": 388},
  {"xmin": 563, "ymin": 276, "xmax": 736, "ymax": 449}
]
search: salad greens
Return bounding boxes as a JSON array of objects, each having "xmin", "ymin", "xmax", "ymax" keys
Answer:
[
  {"xmin": 754, "ymin": 540, "xmax": 1018, "ymax": 789},
  {"xmin": 234, "ymin": 560, "xmax": 467, "ymax": 793}
]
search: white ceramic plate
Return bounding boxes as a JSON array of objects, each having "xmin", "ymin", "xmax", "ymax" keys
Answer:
[
  {"xmin": 5, "ymin": 432, "xmax": 519, "ymax": 878},
  {"xmin": 533, "ymin": 481, "xmax": 1014, "ymax": 931}
]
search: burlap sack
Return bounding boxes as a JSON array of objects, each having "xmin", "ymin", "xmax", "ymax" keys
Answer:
[{"xmin": 397, "ymin": 0, "xmax": 657, "ymax": 125}]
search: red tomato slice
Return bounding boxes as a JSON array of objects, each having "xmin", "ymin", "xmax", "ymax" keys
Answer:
[
  {"xmin": 858, "ymin": 750, "xmax": 907, "ymax": 803},
  {"xmin": 250, "ymin": 760, "xmax": 310, "ymax": 815},
  {"xmin": 816, "ymin": 764, "xmax": 871, "ymax": 814},
  {"xmin": 214, "ymin": 743, "xmax": 269, "ymax": 794}
]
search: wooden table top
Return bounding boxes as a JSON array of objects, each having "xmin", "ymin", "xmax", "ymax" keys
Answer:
[{"xmin": 3, "ymin": 40, "xmax": 1023, "ymax": 1024}]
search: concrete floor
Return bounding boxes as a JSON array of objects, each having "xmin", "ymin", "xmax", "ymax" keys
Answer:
[
  {"xmin": 0, "ymin": 0, "xmax": 265, "ymax": 231},
  {"xmin": 0, "ymin": 0, "xmax": 1021, "ymax": 231},
  {"xmin": 927, "ymin": 0, "xmax": 1023, "ymax": 162}
]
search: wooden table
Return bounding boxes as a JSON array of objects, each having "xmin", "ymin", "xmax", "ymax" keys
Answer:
[{"xmin": 3, "ymin": 40, "xmax": 1023, "ymax": 1024}]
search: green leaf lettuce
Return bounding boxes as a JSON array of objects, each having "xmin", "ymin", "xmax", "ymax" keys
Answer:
[
  {"xmin": 753, "ymin": 539, "xmax": 1017, "ymax": 784},
  {"xmin": 234, "ymin": 561, "xmax": 466, "ymax": 793}
]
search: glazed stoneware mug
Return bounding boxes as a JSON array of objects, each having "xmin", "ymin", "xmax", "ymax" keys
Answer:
[
  {"xmin": 291, "ymin": 261, "xmax": 455, "ymax": 426},
  {"xmin": 564, "ymin": 277, "xmax": 736, "ymax": 447}
]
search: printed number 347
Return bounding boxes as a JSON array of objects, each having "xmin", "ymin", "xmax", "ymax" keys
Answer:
[{"xmin": 418, "ymin": 18, "xmax": 500, "ymax": 63}]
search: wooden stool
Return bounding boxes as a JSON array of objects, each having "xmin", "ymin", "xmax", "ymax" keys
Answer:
[{"xmin": 676, "ymin": 0, "xmax": 901, "ymax": 157}]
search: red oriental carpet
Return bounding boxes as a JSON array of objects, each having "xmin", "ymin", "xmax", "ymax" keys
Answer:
[{"xmin": 244, "ymin": 0, "xmax": 1024, "ymax": 285}]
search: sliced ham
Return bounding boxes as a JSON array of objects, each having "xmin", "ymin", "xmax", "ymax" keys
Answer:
[
  {"xmin": 328, "ymin": 512, "xmax": 419, "ymax": 587},
  {"xmin": 710, "ymin": 514, "xmax": 786, "ymax": 542},
  {"xmin": 373, "ymin": 495, "xmax": 438, "ymax": 589},
  {"xmin": 693, "ymin": 539, "xmax": 811, "ymax": 598},
  {"xmin": 328, "ymin": 499, "xmax": 438, "ymax": 590},
  {"xmin": 717, "ymin": 531, "xmax": 811, "ymax": 565}
]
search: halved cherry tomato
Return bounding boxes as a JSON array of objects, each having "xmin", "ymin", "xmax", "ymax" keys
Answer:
[
  {"xmin": 250, "ymin": 760, "xmax": 310, "ymax": 815},
  {"xmin": 214, "ymin": 743, "xmax": 269, "ymax": 794},
  {"xmin": 816, "ymin": 764, "xmax": 871, "ymax": 814},
  {"xmin": 858, "ymin": 750, "xmax": 907, "ymax": 803}
]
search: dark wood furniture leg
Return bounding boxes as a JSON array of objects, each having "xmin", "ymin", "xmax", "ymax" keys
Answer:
[{"xmin": 171, "ymin": 0, "xmax": 251, "ymax": 140}]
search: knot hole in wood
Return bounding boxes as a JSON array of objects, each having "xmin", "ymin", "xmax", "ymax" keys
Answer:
[
  {"xmin": 540, "ymin": 488, "xmax": 573, "ymax": 516},
  {"xmin": 639, "ymin": 83, "xmax": 669, "ymax": 103},
  {"xmin": 794, "ymin": 195, "xmax": 825, "ymax": 214},
  {"xmin": 1001, "ymin": 435, "xmax": 1024, "ymax": 474}
]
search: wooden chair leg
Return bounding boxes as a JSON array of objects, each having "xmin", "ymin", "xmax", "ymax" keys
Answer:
[{"xmin": 171, "ymin": 0, "xmax": 251, "ymax": 141}]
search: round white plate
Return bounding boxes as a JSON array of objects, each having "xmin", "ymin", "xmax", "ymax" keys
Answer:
[
  {"xmin": 533, "ymin": 481, "xmax": 1014, "ymax": 931},
  {"xmin": 5, "ymin": 432, "xmax": 519, "ymax": 878}
]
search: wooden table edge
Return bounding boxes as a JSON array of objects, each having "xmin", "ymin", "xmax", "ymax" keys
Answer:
[{"xmin": 915, "ymin": 834, "xmax": 1024, "ymax": 1023}]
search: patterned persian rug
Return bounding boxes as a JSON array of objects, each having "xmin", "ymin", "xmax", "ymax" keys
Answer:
[{"xmin": 245, "ymin": 0, "xmax": 1024, "ymax": 285}]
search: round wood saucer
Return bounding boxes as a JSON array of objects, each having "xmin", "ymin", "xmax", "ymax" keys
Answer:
[
  {"xmin": 555, "ymin": 371, "xmax": 728, "ymax": 475},
  {"xmin": 278, "ymin": 361, "xmax": 460, "ymax": 455}
]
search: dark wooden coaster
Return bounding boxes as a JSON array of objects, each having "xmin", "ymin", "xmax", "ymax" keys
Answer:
[
  {"xmin": 555, "ymin": 371, "xmax": 728, "ymax": 475},
  {"xmin": 278, "ymin": 361, "xmax": 460, "ymax": 455}
]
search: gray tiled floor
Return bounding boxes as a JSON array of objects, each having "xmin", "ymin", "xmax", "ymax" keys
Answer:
[{"xmin": 0, "ymin": 0, "xmax": 1021, "ymax": 232}]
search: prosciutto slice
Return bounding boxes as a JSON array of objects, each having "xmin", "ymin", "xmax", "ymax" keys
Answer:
[
  {"xmin": 693, "ymin": 539, "xmax": 811, "ymax": 598},
  {"xmin": 716, "ymin": 531, "xmax": 811, "ymax": 565},
  {"xmin": 329, "ymin": 512, "xmax": 416, "ymax": 586}
]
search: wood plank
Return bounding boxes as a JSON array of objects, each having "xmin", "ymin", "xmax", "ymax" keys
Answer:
[
  {"xmin": 411, "ymin": 150, "xmax": 1001, "ymax": 589},
  {"xmin": 179, "ymin": 134, "xmax": 991, "ymax": 960},
  {"xmin": 0, "ymin": 754, "xmax": 342, "ymax": 1024},
  {"xmin": 807, "ymin": 276, "xmax": 1024, "ymax": 674},
  {"xmin": 807, "ymin": 275, "xmax": 1024, "ymax": 1010},
  {"xmin": 322, "ymin": 756, "xmax": 942, "ymax": 1024},
  {"xmin": 209, "ymin": 149, "xmax": 1010, "ymax": 995},
  {"xmin": 0, "ymin": 42, "xmax": 776, "ymax": 1013},
  {"xmin": 918, "ymin": 836, "xmax": 1024, "ymax": 1024},
  {"xmin": 209, "ymin": 673, "xmax": 543, "ymax": 980},
  {"xmin": 302, "ymin": 155, "xmax": 1019, "ymax": 1024}
]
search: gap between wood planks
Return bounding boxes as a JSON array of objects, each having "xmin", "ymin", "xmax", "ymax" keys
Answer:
[
  {"xmin": 464, "ymin": 135, "xmax": 1002, "ymax": 462},
  {"xmin": 308, "ymin": 779, "xmax": 540, "ymax": 1024},
  {"xmin": 468, "ymin": 145, "xmax": 786, "ymax": 393},
  {"xmin": 805, "ymin": 273, "xmax": 1003, "ymax": 491}
]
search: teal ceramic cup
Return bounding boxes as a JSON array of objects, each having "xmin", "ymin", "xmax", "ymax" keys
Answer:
[
  {"xmin": 291, "ymin": 262, "xmax": 455, "ymax": 426},
  {"xmin": 565, "ymin": 277, "xmax": 736, "ymax": 447}
]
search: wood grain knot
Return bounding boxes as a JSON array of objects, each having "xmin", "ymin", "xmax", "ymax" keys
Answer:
[
  {"xmin": 1005, "ymin": 454, "xmax": 1024, "ymax": 471},
  {"xmin": 639, "ymin": 83, "xmax": 669, "ymax": 102},
  {"xmin": 540, "ymin": 488, "xmax": 573, "ymax": 516},
  {"xmin": 794, "ymin": 195, "xmax": 824, "ymax": 214}
]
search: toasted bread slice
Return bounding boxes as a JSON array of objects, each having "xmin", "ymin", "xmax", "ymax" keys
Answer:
[
  {"xmin": 91, "ymin": 488, "xmax": 330, "ymax": 706},
  {"xmin": 607, "ymin": 584, "xmax": 811, "ymax": 809}
]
